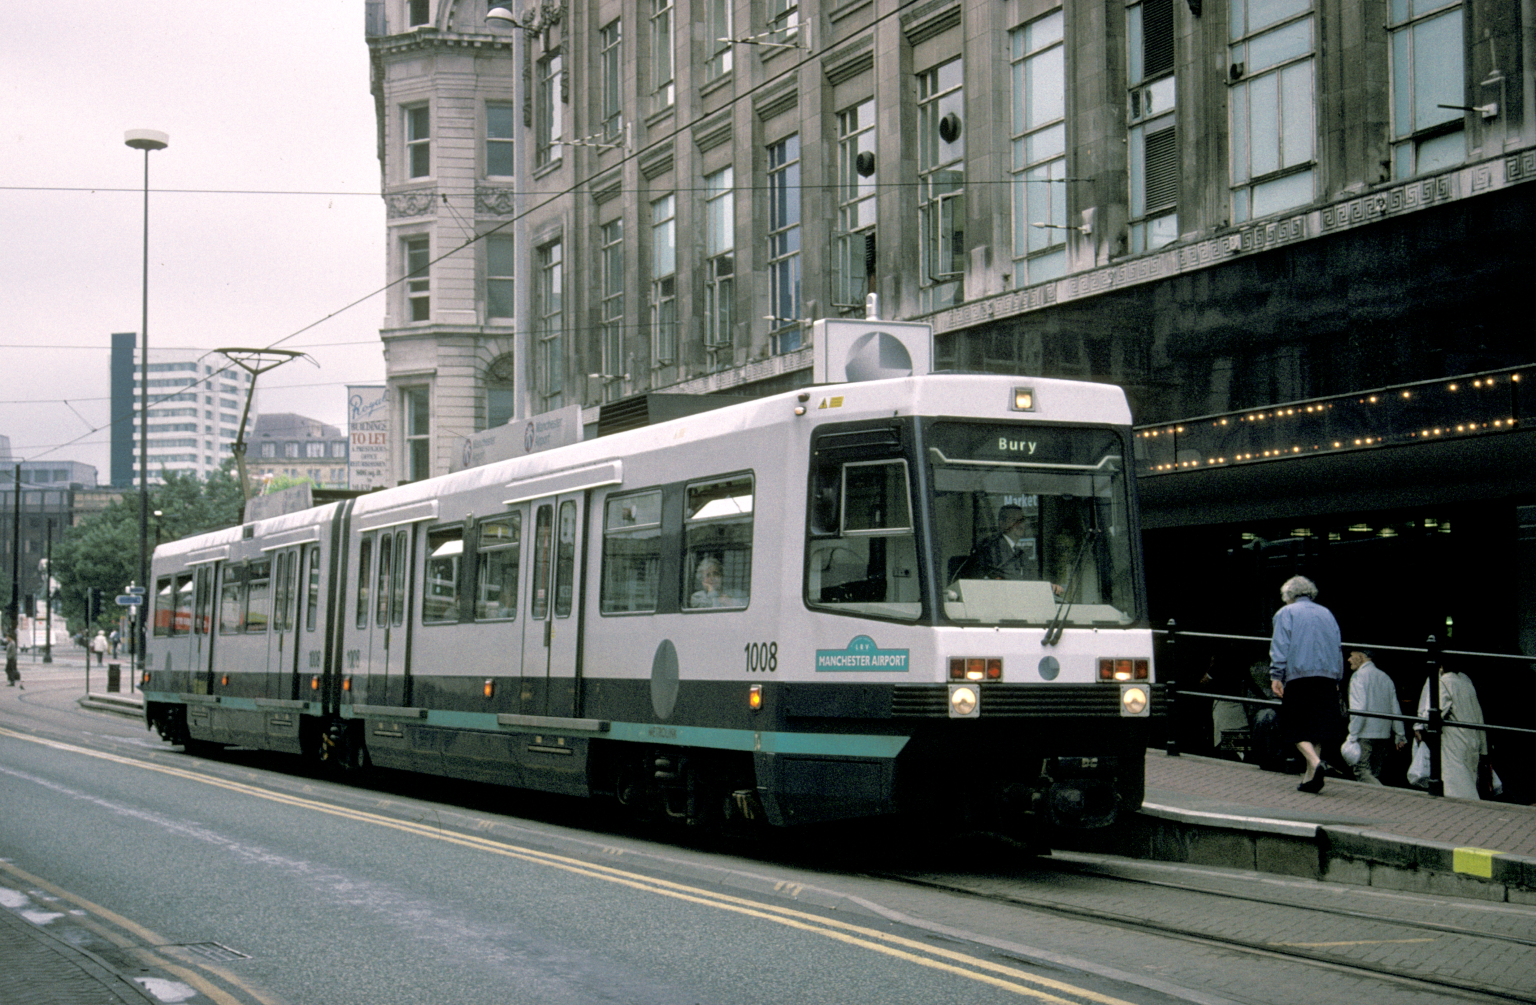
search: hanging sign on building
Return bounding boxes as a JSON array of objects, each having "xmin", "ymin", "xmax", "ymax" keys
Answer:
[
  {"xmin": 347, "ymin": 385, "xmax": 389, "ymax": 490},
  {"xmin": 452, "ymin": 404, "xmax": 583, "ymax": 472}
]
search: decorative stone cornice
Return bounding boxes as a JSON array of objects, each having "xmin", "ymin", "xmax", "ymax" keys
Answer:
[
  {"xmin": 385, "ymin": 189, "xmax": 439, "ymax": 219},
  {"xmin": 476, "ymin": 186, "xmax": 518, "ymax": 215}
]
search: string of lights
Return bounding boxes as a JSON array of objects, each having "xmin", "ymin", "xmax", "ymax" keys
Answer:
[{"xmin": 1136, "ymin": 369, "xmax": 1525, "ymax": 474}]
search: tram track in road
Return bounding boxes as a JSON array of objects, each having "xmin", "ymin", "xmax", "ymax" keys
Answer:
[{"xmin": 870, "ymin": 851, "xmax": 1536, "ymax": 1004}]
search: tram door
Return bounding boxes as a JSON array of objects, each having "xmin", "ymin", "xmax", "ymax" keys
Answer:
[
  {"xmin": 363, "ymin": 528, "xmax": 413, "ymax": 705},
  {"xmin": 191, "ymin": 565, "xmax": 216, "ymax": 694},
  {"xmin": 269, "ymin": 546, "xmax": 308, "ymax": 700},
  {"xmin": 522, "ymin": 494, "xmax": 583, "ymax": 718}
]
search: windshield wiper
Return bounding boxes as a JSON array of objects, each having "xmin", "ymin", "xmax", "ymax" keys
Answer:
[{"xmin": 1042, "ymin": 527, "xmax": 1098, "ymax": 647}]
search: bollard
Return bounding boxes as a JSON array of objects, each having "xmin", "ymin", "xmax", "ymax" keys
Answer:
[{"xmin": 107, "ymin": 662, "xmax": 121, "ymax": 693}]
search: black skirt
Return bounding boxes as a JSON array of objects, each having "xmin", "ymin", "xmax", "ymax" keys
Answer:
[{"xmin": 1281, "ymin": 675, "xmax": 1340, "ymax": 746}]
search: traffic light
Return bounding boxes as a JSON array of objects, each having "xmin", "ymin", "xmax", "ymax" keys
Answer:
[{"xmin": 87, "ymin": 588, "xmax": 99, "ymax": 622}]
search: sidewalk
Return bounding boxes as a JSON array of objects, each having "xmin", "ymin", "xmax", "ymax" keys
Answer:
[{"xmin": 0, "ymin": 902, "xmax": 157, "ymax": 1005}]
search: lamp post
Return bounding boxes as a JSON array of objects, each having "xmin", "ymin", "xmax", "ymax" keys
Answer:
[{"xmin": 125, "ymin": 128, "xmax": 168, "ymax": 675}]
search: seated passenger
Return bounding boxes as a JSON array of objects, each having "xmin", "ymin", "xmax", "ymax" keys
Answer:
[{"xmin": 689, "ymin": 557, "xmax": 743, "ymax": 608}]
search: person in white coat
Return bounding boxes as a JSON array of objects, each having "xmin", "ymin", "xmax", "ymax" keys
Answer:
[
  {"xmin": 1345, "ymin": 650, "xmax": 1406, "ymax": 784},
  {"xmin": 1416, "ymin": 666, "xmax": 1488, "ymax": 800},
  {"xmin": 91, "ymin": 630, "xmax": 109, "ymax": 666}
]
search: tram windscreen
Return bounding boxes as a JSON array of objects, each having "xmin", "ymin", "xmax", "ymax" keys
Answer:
[{"xmin": 927, "ymin": 422, "xmax": 1139, "ymax": 628}]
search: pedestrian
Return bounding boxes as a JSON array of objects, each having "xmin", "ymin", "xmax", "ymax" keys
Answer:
[
  {"xmin": 1268, "ymin": 575, "xmax": 1343, "ymax": 793},
  {"xmin": 91, "ymin": 629, "xmax": 109, "ymax": 666},
  {"xmin": 1345, "ymin": 649, "xmax": 1406, "ymax": 785},
  {"xmin": 1415, "ymin": 664, "xmax": 1488, "ymax": 800},
  {"xmin": 4, "ymin": 634, "xmax": 19, "ymax": 689},
  {"xmin": 109, "ymin": 628, "xmax": 121, "ymax": 658}
]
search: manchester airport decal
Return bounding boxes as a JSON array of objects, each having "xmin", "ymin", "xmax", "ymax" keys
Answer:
[{"xmin": 815, "ymin": 635, "xmax": 910, "ymax": 672}]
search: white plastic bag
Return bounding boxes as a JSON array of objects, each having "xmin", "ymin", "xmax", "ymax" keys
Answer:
[
  {"xmin": 1341, "ymin": 737, "xmax": 1362, "ymax": 766},
  {"xmin": 1407, "ymin": 739, "xmax": 1431, "ymax": 788}
]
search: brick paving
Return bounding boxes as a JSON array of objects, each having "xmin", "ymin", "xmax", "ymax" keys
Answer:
[
  {"xmin": 1145, "ymin": 748, "xmax": 1536, "ymax": 858},
  {"xmin": 0, "ymin": 907, "xmax": 155, "ymax": 1005}
]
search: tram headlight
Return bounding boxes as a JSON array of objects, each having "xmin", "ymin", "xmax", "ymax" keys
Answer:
[
  {"xmin": 949, "ymin": 684, "xmax": 979, "ymax": 718},
  {"xmin": 1120, "ymin": 684, "xmax": 1150, "ymax": 717}
]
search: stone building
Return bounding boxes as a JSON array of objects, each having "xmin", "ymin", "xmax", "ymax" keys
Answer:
[{"xmin": 364, "ymin": 0, "xmax": 1536, "ymax": 676}]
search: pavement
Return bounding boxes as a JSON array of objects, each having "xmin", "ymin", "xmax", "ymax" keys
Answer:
[{"xmin": 9, "ymin": 667, "xmax": 1533, "ymax": 1002}]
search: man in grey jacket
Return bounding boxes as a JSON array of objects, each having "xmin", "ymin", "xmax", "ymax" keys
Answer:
[{"xmin": 1346, "ymin": 649, "xmax": 1406, "ymax": 784}]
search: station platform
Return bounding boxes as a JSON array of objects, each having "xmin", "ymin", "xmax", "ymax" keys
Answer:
[{"xmin": 1074, "ymin": 748, "xmax": 1536, "ymax": 904}]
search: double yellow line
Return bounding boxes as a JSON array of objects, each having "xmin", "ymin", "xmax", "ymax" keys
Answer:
[{"xmin": 1, "ymin": 726, "xmax": 1136, "ymax": 1004}]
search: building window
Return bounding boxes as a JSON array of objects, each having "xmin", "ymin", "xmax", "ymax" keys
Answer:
[
  {"xmin": 536, "ymin": 240, "xmax": 564, "ymax": 403},
  {"xmin": 306, "ymin": 442, "xmax": 325, "ymax": 458},
  {"xmin": 650, "ymin": 194, "xmax": 678, "ymax": 365},
  {"xmin": 408, "ymin": 0, "xmax": 431, "ymax": 27},
  {"xmin": 1011, "ymin": 12, "xmax": 1067, "ymax": 287},
  {"xmin": 1389, "ymin": 0, "xmax": 1465, "ymax": 178},
  {"xmin": 767, "ymin": 135, "xmax": 801, "ymax": 353},
  {"xmin": 1230, "ymin": 0, "xmax": 1316, "ymax": 223},
  {"xmin": 649, "ymin": 0, "xmax": 674, "ymax": 114},
  {"xmin": 918, "ymin": 59, "xmax": 965, "ymax": 311},
  {"xmin": 487, "ymin": 354, "xmax": 516, "ymax": 428},
  {"xmin": 536, "ymin": 53, "xmax": 563, "ymax": 169},
  {"xmin": 600, "ymin": 219, "xmax": 625, "ymax": 402},
  {"xmin": 406, "ymin": 104, "xmax": 430, "ymax": 179},
  {"xmin": 600, "ymin": 20, "xmax": 624, "ymax": 142},
  {"xmin": 487, "ymin": 233, "xmax": 515, "ymax": 320},
  {"xmin": 705, "ymin": 0, "xmax": 732, "ymax": 81},
  {"xmin": 704, "ymin": 167, "xmax": 734, "ymax": 360},
  {"xmin": 260, "ymin": 442, "xmax": 276, "ymax": 459},
  {"xmin": 487, "ymin": 102, "xmax": 516, "ymax": 176},
  {"xmin": 767, "ymin": 0, "xmax": 800, "ymax": 46},
  {"xmin": 834, "ymin": 99, "xmax": 877, "ymax": 312},
  {"xmin": 404, "ymin": 385, "xmax": 431, "ymax": 482},
  {"xmin": 405, "ymin": 236, "xmax": 430, "ymax": 322},
  {"xmin": 1128, "ymin": 0, "xmax": 1176, "ymax": 253}
]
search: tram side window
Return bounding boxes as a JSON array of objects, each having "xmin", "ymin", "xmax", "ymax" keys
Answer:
[
  {"xmin": 601, "ymin": 490, "xmax": 662, "ymax": 614},
  {"xmin": 219, "ymin": 565, "xmax": 246, "ymax": 634},
  {"xmin": 153, "ymin": 576, "xmax": 173, "ymax": 637},
  {"xmin": 806, "ymin": 459, "xmax": 922, "ymax": 620},
  {"xmin": 424, "ymin": 526, "xmax": 462, "ymax": 624},
  {"xmin": 305, "ymin": 551, "xmax": 320, "ymax": 632},
  {"xmin": 245, "ymin": 559, "xmax": 271, "ymax": 632},
  {"xmin": 683, "ymin": 475, "xmax": 752, "ymax": 610},
  {"xmin": 476, "ymin": 515, "xmax": 521, "ymax": 620},
  {"xmin": 173, "ymin": 574, "xmax": 194, "ymax": 636},
  {"xmin": 356, "ymin": 538, "xmax": 372, "ymax": 629}
]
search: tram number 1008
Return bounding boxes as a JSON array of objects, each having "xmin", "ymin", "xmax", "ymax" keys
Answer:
[{"xmin": 744, "ymin": 642, "xmax": 778, "ymax": 672}]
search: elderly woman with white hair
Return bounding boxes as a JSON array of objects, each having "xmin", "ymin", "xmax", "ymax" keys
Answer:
[{"xmin": 1268, "ymin": 575, "xmax": 1344, "ymax": 793}]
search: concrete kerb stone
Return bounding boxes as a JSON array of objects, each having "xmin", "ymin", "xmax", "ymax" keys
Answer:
[
  {"xmin": 1319, "ymin": 824, "xmax": 1536, "ymax": 902},
  {"xmin": 77, "ymin": 693, "xmax": 146, "ymax": 720}
]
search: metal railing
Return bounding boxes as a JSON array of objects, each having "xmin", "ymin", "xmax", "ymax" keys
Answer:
[{"xmin": 1155, "ymin": 621, "xmax": 1535, "ymax": 797}]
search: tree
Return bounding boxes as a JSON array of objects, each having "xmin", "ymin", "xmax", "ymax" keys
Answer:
[{"xmin": 51, "ymin": 467, "xmax": 244, "ymax": 630}]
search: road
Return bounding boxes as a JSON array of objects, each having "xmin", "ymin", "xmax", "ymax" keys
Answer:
[{"xmin": 3, "ymin": 658, "xmax": 1532, "ymax": 1005}]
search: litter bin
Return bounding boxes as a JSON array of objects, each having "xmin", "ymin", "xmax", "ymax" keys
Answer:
[{"xmin": 107, "ymin": 663, "xmax": 121, "ymax": 693}]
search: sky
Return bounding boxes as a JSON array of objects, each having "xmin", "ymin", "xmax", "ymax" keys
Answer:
[{"xmin": 2, "ymin": 2, "xmax": 388, "ymax": 478}]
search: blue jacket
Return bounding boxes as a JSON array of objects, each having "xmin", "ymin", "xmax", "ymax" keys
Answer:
[{"xmin": 1269, "ymin": 596, "xmax": 1342, "ymax": 683}]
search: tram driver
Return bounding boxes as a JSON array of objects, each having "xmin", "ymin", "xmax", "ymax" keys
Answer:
[{"xmin": 968, "ymin": 504, "xmax": 1042, "ymax": 580}]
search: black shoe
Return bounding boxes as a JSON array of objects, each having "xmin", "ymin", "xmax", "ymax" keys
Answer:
[{"xmin": 1297, "ymin": 771, "xmax": 1325, "ymax": 794}]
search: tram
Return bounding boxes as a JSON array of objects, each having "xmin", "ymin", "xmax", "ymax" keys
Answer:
[{"xmin": 142, "ymin": 373, "xmax": 1158, "ymax": 838}]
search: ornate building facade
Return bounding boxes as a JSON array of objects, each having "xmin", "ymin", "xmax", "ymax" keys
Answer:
[{"xmin": 365, "ymin": 0, "xmax": 1536, "ymax": 682}]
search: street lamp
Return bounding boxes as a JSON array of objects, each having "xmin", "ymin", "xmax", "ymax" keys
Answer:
[{"xmin": 126, "ymin": 128, "xmax": 168, "ymax": 674}]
